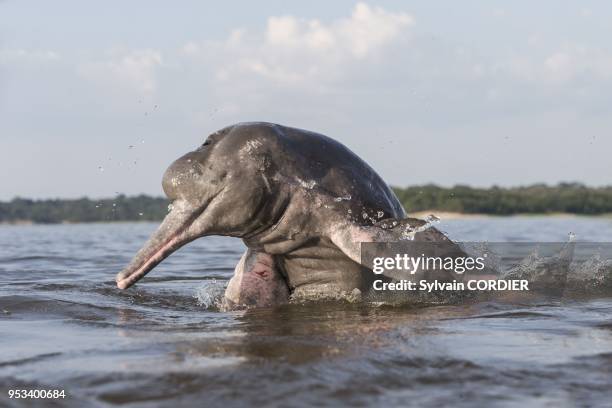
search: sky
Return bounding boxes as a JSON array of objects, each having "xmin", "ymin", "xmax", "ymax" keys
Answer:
[{"xmin": 1, "ymin": 1, "xmax": 611, "ymax": 200}]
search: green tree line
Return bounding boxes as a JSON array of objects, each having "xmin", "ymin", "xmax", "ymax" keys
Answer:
[
  {"xmin": 1, "ymin": 184, "xmax": 611, "ymax": 224},
  {"xmin": 393, "ymin": 183, "xmax": 612, "ymax": 215},
  {"xmin": 0, "ymin": 195, "xmax": 169, "ymax": 223}
]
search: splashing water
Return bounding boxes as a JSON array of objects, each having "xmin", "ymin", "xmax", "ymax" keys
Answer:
[
  {"xmin": 194, "ymin": 279, "xmax": 227, "ymax": 309},
  {"xmin": 425, "ymin": 214, "xmax": 441, "ymax": 224},
  {"xmin": 334, "ymin": 194, "xmax": 352, "ymax": 202},
  {"xmin": 567, "ymin": 254, "xmax": 612, "ymax": 294},
  {"xmin": 296, "ymin": 178, "xmax": 317, "ymax": 190},
  {"xmin": 399, "ymin": 215, "xmax": 441, "ymax": 240}
]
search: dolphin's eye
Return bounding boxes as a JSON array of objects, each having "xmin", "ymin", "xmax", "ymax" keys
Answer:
[{"xmin": 198, "ymin": 139, "xmax": 212, "ymax": 151}]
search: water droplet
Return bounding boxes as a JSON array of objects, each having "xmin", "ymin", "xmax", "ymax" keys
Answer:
[
  {"xmin": 426, "ymin": 214, "xmax": 440, "ymax": 223},
  {"xmin": 347, "ymin": 209, "xmax": 352, "ymax": 214},
  {"xmin": 141, "ymin": 139, "xmax": 145, "ymax": 144},
  {"xmin": 98, "ymin": 165, "xmax": 104, "ymax": 172},
  {"xmin": 377, "ymin": 211, "xmax": 384, "ymax": 218},
  {"xmin": 334, "ymin": 194, "xmax": 352, "ymax": 202},
  {"xmin": 362, "ymin": 212, "xmax": 368, "ymax": 219},
  {"xmin": 138, "ymin": 212, "xmax": 144, "ymax": 216}
]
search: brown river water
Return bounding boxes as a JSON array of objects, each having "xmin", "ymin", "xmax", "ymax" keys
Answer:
[{"xmin": 1, "ymin": 217, "xmax": 612, "ymax": 407}]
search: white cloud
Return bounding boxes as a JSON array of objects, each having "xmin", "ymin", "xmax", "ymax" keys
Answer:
[
  {"xmin": 265, "ymin": 3, "xmax": 414, "ymax": 58},
  {"xmin": 165, "ymin": 3, "xmax": 612, "ymax": 131},
  {"xmin": 544, "ymin": 52, "xmax": 573, "ymax": 82},
  {"xmin": 180, "ymin": 42, "xmax": 201, "ymax": 56},
  {"xmin": 77, "ymin": 49, "xmax": 163, "ymax": 94},
  {"xmin": 180, "ymin": 2, "xmax": 414, "ymax": 87},
  {"xmin": 0, "ymin": 49, "xmax": 60, "ymax": 64},
  {"xmin": 503, "ymin": 45, "xmax": 612, "ymax": 84},
  {"xmin": 263, "ymin": 2, "xmax": 414, "ymax": 57},
  {"xmin": 61, "ymin": 2, "xmax": 612, "ymax": 130},
  {"xmin": 337, "ymin": 2, "xmax": 414, "ymax": 57},
  {"xmin": 492, "ymin": 8, "xmax": 507, "ymax": 18}
]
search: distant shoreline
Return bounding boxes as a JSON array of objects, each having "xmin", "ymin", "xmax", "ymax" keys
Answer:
[
  {"xmin": 2, "ymin": 184, "xmax": 612, "ymax": 224},
  {"xmin": 410, "ymin": 211, "xmax": 612, "ymax": 220},
  {"xmin": 2, "ymin": 211, "xmax": 611, "ymax": 226}
]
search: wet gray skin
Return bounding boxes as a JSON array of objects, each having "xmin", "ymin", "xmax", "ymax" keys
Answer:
[{"xmin": 115, "ymin": 122, "xmax": 456, "ymax": 308}]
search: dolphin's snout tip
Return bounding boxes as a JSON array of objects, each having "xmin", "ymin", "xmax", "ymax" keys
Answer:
[{"xmin": 115, "ymin": 272, "xmax": 129, "ymax": 289}]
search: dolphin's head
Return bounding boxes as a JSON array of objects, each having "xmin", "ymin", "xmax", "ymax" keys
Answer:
[{"xmin": 116, "ymin": 124, "xmax": 281, "ymax": 290}]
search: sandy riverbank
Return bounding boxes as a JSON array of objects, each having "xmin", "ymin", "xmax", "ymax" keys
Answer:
[{"xmin": 410, "ymin": 211, "xmax": 612, "ymax": 220}]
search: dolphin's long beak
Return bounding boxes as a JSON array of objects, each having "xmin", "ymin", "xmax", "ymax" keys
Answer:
[{"xmin": 115, "ymin": 200, "xmax": 203, "ymax": 289}]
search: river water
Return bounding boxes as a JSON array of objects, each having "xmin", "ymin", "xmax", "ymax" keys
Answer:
[{"xmin": 1, "ymin": 217, "xmax": 612, "ymax": 407}]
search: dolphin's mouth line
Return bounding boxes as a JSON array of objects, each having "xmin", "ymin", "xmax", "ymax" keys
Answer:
[
  {"xmin": 116, "ymin": 234, "xmax": 182, "ymax": 290},
  {"xmin": 115, "ymin": 200, "xmax": 210, "ymax": 290}
]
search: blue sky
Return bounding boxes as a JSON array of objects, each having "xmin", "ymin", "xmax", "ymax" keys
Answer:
[{"xmin": 1, "ymin": 1, "xmax": 611, "ymax": 199}]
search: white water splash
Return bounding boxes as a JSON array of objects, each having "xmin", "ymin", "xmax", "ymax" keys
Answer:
[
  {"xmin": 334, "ymin": 194, "xmax": 352, "ymax": 202},
  {"xmin": 296, "ymin": 177, "xmax": 317, "ymax": 190},
  {"xmin": 399, "ymin": 215, "xmax": 440, "ymax": 240},
  {"xmin": 194, "ymin": 279, "xmax": 227, "ymax": 309},
  {"xmin": 425, "ymin": 214, "xmax": 441, "ymax": 224}
]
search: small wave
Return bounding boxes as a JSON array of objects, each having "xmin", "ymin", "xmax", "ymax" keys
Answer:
[
  {"xmin": 595, "ymin": 321, "xmax": 612, "ymax": 330},
  {"xmin": 0, "ymin": 352, "xmax": 62, "ymax": 368},
  {"xmin": 30, "ymin": 282, "xmax": 80, "ymax": 291},
  {"xmin": 447, "ymin": 310, "xmax": 554, "ymax": 320},
  {"xmin": 0, "ymin": 255, "xmax": 86, "ymax": 265},
  {"xmin": 0, "ymin": 295, "xmax": 117, "ymax": 320}
]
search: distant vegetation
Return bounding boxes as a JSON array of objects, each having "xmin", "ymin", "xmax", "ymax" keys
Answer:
[
  {"xmin": 1, "ymin": 183, "xmax": 612, "ymax": 224},
  {"xmin": 0, "ymin": 195, "xmax": 169, "ymax": 224},
  {"xmin": 393, "ymin": 183, "xmax": 612, "ymax": 216}
]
